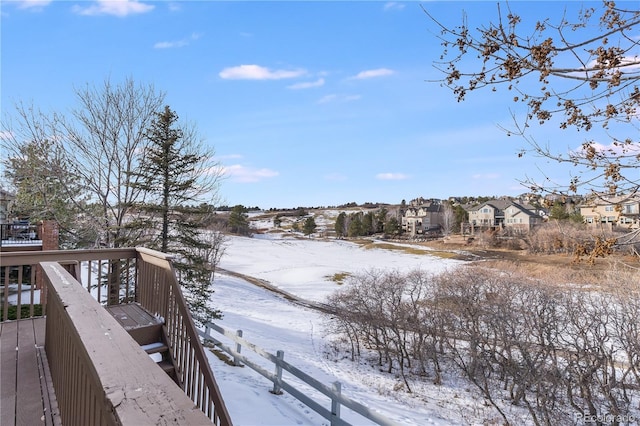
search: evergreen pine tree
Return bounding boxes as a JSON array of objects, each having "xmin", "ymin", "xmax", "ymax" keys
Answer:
[
  {"xmin": 4, "ymin": 139, "xmax": 91, "ymax": 247},
  {"xmin": 334, "ymin": 212, "xmax": 347, "ymax": 238},
  {"xmin": 134, "ymin": 105, "xmax": 223, "ymax": 323},
  {"xmin": 228, "ymin": 205, "xmax": 250, "ymax": 235},
  {"xmin": 303, "ymin": 216, "xmax": 317, "ymax": 237}
]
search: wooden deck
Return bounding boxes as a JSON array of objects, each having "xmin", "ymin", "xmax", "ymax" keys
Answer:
[{"xmin": 0, "ymin": 317, "xmax": 61, "ymax": 426}]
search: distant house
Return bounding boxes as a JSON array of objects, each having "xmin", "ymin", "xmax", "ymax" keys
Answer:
[
  {"xmin": 503, "ymin": 202, "xmax": 544, "ymax": 230},
  {"xmin": 467, "ymin": 198, "xmax": 542, "ymax": 231},
  {"xmin": 401, "ymin": 200, "xmax": 444, "ymax": 236},
  {"xmin": 579, "ymin": 195, "xmax": 640, "ymax": 229}
]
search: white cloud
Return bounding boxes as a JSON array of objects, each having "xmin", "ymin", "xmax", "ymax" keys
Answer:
[
  {"xmin": 72, "ymin": 0, "xmax": 154, "ymax": 17},
  {"xmin": 583, "ymin": 55, "xmax": 640, "ymax": 74},
  {"xmin": 15, "ymin": 0, "xmax": 52, "ymax": 10},
  {"xmin": 383, "ymin": 2, "xmax": 405, "ymax": 11},
  {"xmin": 219, "ymin": 65, "xmax": 306, "ymax": 80},
  {"xmin": 573, "ymin": 141, "xmax": 640, "ymax": 157},
  {"xmin": 154, "ymin": 32, "xmax": 202, "ymax": 49},
  {"xmin": 154, "ymin": 40, "xmax": 188, "ymax": 49},
  {"xmin": 287, "ymin": 78, "xmax": 325, "ymax": 90},
  {"xmin": 0, "ymin": 131, "xmax": 14, "ymax": 141},
  {"xmin": 376, "ymin": 173, "xmax": 409, "ymax": 181},
  {"xmin": 223, "ymin": 164, "xmax": 279, "ymax": 183},
  {"xmin": 352, "ymin": 68, "xmax": 395, "ymax": 80},
  {"xmin": 317, "ymin": 94, "xmax": 361, "ymax": 104}
]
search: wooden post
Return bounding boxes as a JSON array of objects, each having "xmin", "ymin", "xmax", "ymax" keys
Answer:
[
  {"xmin": 234, "ymin": 330, "xmax": 243, "ymax": 367},
  {"xmin": 35, "ymin": 220, "xmax": 59, "ymax": 294},
  {"xmin": 331, "ymin": 381, "xmax": 341, "ymax": 426},
  {"xmin": 271, "ymin": 350, "xmax": 284, "ymax": 395},
  {"xmin": 108, "ymin": 260, "xmax": 121, "ymax": 306}
]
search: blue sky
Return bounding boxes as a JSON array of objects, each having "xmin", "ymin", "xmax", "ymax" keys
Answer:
[{"xmin": 1, "ymin": 0, "xmax": 630, "ymax": 209}]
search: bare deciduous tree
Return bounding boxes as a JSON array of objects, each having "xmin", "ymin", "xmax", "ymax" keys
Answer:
[
  {"xmin": 64, "ymin": 78, "xmax": 166, "ymax": 248},
  {"xmin": 425, "ymin": 1, "xmax": 640, "ymax": 255},
  {"xmin": 441, "ymin": 201, "xmax": 456, "ymax": 236}
]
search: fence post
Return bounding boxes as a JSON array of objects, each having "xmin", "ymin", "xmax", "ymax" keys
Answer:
[
  {"xmin": 234, "ymin": 330, "xmax": 243, "ymax": 366},
  {"xmin": 204, "ymin": 323, "xmax": 212, "ymax": 342},
  {"xmin": 271, "ymin": 350, "xmax": 284, "ymax": 395},
  {"xmin": 331, "ymin": 381, "xmax": 341, "ymax": 426}
]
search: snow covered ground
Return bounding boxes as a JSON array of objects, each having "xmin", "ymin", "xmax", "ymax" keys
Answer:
[{"xmin": 205, "ymin": 233, "xmax": 504, "ymax": 425}]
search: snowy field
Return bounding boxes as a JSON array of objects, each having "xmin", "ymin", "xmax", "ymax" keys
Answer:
[{"xmin": 205, "ymin": 233, "xmax": 504, "ymax": 426}]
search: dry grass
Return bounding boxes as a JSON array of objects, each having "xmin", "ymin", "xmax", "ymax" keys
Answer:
[
  {"xmin": 326, "ymin": 272, "xmax": 351, "ymax": 285},
  {"xmin": 207, "ymin": 347, "xmax": 238, "ymax": 366},
  {"xmin": 417, "ymin": 239, "xmax": 640, "ymax": 290},
  {"xmin": 471, "ymin": 255, "xmax": 640, "ymax": 291},
  {"xmin": 353, "ymin": 241, "xmax": 462, "ymax": 259}
]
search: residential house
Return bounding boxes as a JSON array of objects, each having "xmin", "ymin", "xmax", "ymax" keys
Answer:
[
  {"xmin": 402, "ymin": 200, "xmax": 444, "ymax": 236},
  {"xmin": 503, "ymin": 202, "xmax": 544, "ymax": 230},
  {"xmin": 580, "ymin": 195, "xmax": 640, "ymax": 229},
  {"xmin": 467, "ymin": 198, "xmax": 542, "ymax": 232}
]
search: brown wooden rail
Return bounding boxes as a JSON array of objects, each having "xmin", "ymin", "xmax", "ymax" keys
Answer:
[
  {"xmin": 136, "ymin": 248, "xmax": 231, "ymax": 425},
  {"xmin": 0, "ymin": 248, "xmax": 232, "ymax": 426},
  {"xmin": 1, "ymin": 248, "xmax": 138, "ymax": 321}
]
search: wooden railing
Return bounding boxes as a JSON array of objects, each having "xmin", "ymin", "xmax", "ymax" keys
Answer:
[
  {"xmin": 1, "ymin": 248, "xmax": 138, "ymax": 321},
  {"xmin": 135, "ymin": 248, "xmax": 231, "ymax": 425},
  {"xmin": 0, "ymin": 248, "xmax": 232, "ymax": 426}
]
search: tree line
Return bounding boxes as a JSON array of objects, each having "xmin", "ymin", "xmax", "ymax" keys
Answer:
[{"xmin": 334, "ymin": 208, "xmax": 401, "ymax": 238}]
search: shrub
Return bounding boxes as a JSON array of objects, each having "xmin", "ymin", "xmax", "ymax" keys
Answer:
[
  {"xmin": 1, "ymin": 304, "xmax": 43, "ymax": 321},
  {"xmin": 325, "ymin": 266, "xmax": 640, "ymax": 424}
]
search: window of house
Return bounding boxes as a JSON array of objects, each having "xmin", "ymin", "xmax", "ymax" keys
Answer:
[{"xmin": 605, "ymin": 206, "xmax": 614, "ymax": 212}]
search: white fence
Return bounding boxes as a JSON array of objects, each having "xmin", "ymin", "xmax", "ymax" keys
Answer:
[{"xmin": 198, "ymin": 322, "xmax": 399, "ymax": 426}]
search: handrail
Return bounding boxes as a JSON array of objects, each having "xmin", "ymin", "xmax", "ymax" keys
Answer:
[
  {"xmin": 0, "ymin": 248, "xmax": 138, "ymax": 266},
  {"xmin": 1, "ymin": 248, "xmax": 138, "ymax": 321},
  {"xmin": 135, "ymin": 247, "xmax": 232, "ymax": 426},
  {"xmin": 0, "ymin": 247, "xmax": 232, "ymax": 426},
  {"xmin": 41, "ymin": 261, "xmax": 213, "ymax": 425}
]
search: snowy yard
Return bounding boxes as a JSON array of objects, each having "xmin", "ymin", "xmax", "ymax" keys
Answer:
[{"xmin": 206, "ymin": 233, "xmax": 502, "ymax": 425}]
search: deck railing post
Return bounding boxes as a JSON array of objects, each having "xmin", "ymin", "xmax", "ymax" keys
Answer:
[
  {"xmin": 331, "ymin": 381, "xmax": 342, "ymax": 426},
  {"xmin": 108, "ymin": 259, "xmax": 120, "ymax": 305},
  {"xmin": 234, "ymin": 330, "xmax": 243, "ymax": 366},
  {"xmin": 271, "ymin": 350, "xmax": 284, "ymax": 395}
]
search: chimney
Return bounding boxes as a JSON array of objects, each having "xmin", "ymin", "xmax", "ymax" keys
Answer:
[
  {"xmin": 36, "ymin": 220, "xmax": 60, "ymax": 293},
  {"xmin": 40, "ymin": 220, "xmax": 59, "ymax": 251}
]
